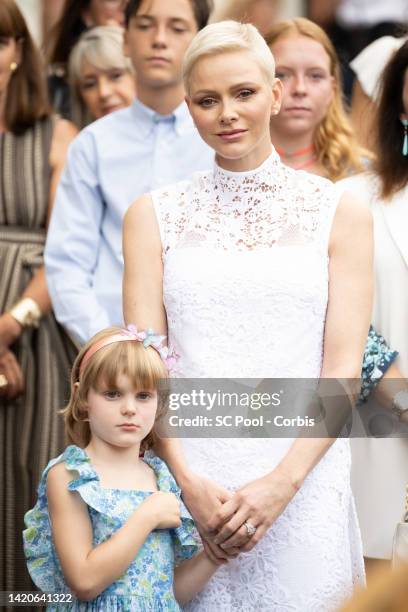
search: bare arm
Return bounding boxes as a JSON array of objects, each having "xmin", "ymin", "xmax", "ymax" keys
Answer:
[
  {"xmin": 123, "ymin": 196, "xmax": 191, "ymax": 480},
  {"xmin": 47, "ymin": 463, "xmax": 180, "ymax": 601},
  {"xmin": 123, "ymin": 196, "xmax": 235, "ymax": 564},
  {"xmin": 123, "ymin": 194, "xmax": 167, "ymax": 333},
  {"xmin": 174, "ymin": 552, "xmax": 218, "ymax": 605},
  {"xmin": 213, "ymin": 192, "xmax": 373, "ymax": 551},
  {"xmin": 278, "ymin": 191, "xmax": 373, "ymax": 484}
]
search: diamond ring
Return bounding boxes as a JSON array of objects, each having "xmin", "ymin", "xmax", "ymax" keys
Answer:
[
  {"xmin": 0, "ymin": 374, "xmax": 9, "ymax": 388},
  {"xmin": 243, "ymin": 520, "xmax": 257, "ymax": 536}
]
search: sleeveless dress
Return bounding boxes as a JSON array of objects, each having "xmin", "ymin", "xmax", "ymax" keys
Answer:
[
  {"xmin": 23, "ymin": 445, "xmax": 198, "ymax": 611},
  {"xmin": 0, "ymin": 117, "xmax": 78, "ymax": 596},
  {"xmin": 152, "ymin": 150, "xmax": 365, "ymax": 611}
]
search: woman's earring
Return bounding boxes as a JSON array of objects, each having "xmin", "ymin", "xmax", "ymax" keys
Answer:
[
  {"xmin": 401, "ymin": 118, "xmax": 408, "ymax": 156},
  {"xmin": 10, "ymin": 62, "xmax": 18, "ymax": 72}
]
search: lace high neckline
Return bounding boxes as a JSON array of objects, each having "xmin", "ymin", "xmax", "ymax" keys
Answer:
[{"xmin": 213, "ymin": 148, "xmax": 281, "ymax": 193}]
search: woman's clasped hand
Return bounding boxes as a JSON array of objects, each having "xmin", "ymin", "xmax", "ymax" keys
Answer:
[
  {"xmin": 183, "ymin": 468, "xmax": 298, "ymax": 557},
  {"xmin": 180, "ymin": 473, "xmax": 238, "ymax": 564},
  {"xmin": 213, "ymin": 470, "xmax": 298, "ymax": 552}
]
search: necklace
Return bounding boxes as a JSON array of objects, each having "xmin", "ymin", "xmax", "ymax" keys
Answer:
[{"xmin": 275, "ymin": 145, "xmax": 317, "ymax": 170}]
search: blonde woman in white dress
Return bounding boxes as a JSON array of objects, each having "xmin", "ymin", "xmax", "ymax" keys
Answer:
[{"xmin": 123, "ymin": 21, "xmax": 373, "ymax": 611}]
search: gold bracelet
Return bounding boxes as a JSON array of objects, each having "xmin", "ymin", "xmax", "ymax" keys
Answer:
[{"xmin": 8, "ymin": 298, "xmax": 42, "ymax": 328}]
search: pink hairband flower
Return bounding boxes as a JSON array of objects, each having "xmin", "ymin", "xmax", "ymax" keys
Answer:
[{"xmin": 79, "ymin": 325, "xmax": 179, "ymax": 376}]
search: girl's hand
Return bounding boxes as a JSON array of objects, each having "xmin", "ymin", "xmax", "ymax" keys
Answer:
[
  {"xmin": 181, "ymin": 474, "xmax": 240, "ymax": 564},
  {"xmin": 145, "ymin": 491, "xmax": 181, "ymax": 530},
  {"xmin": 211, "ymin": 469, "xmax": 298, "ymax": 552}
]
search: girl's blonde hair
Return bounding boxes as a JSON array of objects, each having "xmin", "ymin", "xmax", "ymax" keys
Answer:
[
  {"xmin": 68, "ymin": 25, "xmax": 134, "ymax": 128},
  {"xmin": 183, "ymin": 20, "xmax": 276, "ymax": 94},
  {"xmin": 265, "ymin": 18, "xmax": 370, "ymax": 181},
  {"xmin": 62, "ymin": 327, "xmax": 168, "ymax": 452}
]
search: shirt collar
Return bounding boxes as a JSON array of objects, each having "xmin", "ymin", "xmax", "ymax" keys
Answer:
[
  {"xmin": 172, "ymin": 100, "xmax": 194, "ymax": 136},
  {"xmin": 131, "ymin": 98, "xmax": 193, "ymax": 137}
]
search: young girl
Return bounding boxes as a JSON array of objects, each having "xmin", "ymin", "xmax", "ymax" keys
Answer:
[{"xmin": 23, "ymin": 326, "xmax": 219, "ymax": 610}]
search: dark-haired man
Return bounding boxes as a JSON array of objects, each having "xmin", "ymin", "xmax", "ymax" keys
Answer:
[{"xmin": 45, "ymin": 0, "xmax": 213, "ymax": 344}]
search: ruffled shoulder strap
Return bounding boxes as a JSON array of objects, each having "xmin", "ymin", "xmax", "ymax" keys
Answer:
[
  {"xmin": 143, "ymin": 452, "xmax": 181, "ymax": 494},
  {"xmin": 63, "ymin": 444, "xmax": 98, "ymax": 486},
  {"xmin": 143, "ymin": 452, "xmax": 199, "ymax": 564},
  {"xmin": 23, "ymin": 445, "xmax": 93, "ymax": 593},
  {"xmin": 63, "ymin": 446, "xmax": 114, "ymax": 516}
]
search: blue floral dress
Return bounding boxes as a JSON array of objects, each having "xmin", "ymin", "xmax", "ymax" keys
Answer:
[
  {"xmin": 358, "ymin": 326, "xmax": 398, "ymax": 404},
  {"xmin": 23, "ymin": 446, "xmax": 199, "ymax": 611}
]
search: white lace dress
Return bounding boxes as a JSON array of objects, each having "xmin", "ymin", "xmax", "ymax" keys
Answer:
[{"xmin": 152, "ymin": 150, "xmax": 365, "ymax": 611}]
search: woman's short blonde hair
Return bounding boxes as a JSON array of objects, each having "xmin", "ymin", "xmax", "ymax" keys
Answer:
[
  {"xmin": 61, "ymin": 327, "xmax": 168, "ymax": 452},
  {"xmin": 68, "ymin": 25, "xmax": 133, "ymax": 128},
  {"xmin": 183, "ymin": 20, "xmax": 276, "ymax": 94}
]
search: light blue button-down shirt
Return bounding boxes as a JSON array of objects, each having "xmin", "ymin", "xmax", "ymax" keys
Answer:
[{"xmin": 45, "ymin": 99, "xmax": 213, "ymax": 344}]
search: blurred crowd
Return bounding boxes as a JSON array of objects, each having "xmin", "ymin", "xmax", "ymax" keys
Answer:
[
  {"xmin": 13, "ymin": 0, "xmax": 408, "ymax": 136},
  {"xmin": 1, "ymin": 0, "xmax": 408, "ymax": 610}
]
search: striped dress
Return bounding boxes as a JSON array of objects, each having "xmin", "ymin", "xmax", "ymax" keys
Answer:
[{"xmin": 0, "ymin": 117, "xmax": 77, "ymax": 598}]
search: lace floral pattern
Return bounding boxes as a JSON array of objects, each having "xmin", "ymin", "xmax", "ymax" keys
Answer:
[
  {"xmin": 152, "ymin": 151, "xmax": 365, "ymax": 611},
  {"xmin": 154, "ymin": 149, "xmax": 339, "ymax": 255},
  {"xmin": 23, "ymin": 446, "xmax": 198, "ymax": 611},
  {"xmin": 152, "ymin": 151, "xmax": 342, "ymax": 380}
]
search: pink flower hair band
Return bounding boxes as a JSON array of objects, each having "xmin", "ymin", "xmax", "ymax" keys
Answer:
[{"xmin": 79, "ymin": 325, "xmax": 178, "ymax": 376}]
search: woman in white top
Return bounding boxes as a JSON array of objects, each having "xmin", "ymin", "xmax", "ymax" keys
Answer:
[
  {"xmin": 340, "ymin": 41, "xmax": 408, "ymax": 560},
  {"xmin": 123, "ymin": 21, "xmax": 372, "ymax": 611}
]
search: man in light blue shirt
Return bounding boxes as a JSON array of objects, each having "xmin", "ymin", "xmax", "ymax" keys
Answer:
[{"xmin": 45, "ymin": 0, "xmax": 213, "ymax": 344}]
